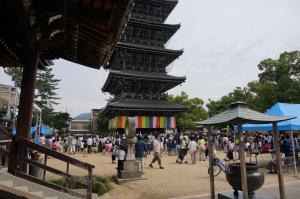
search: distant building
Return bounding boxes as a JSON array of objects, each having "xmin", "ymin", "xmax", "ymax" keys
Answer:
[
  {"xmin": 0, "ymin": 84, "xmax": 19, "ymax": 121},
  {"xmin": 69, "ymin": 112, "xmax": 91, "ymax": 135}
]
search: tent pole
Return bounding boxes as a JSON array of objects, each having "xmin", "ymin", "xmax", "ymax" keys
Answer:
[
  {"xmin": 291, "ymin": 131, "xmax": 297, "ymax": 177},
  {"xmin": 272, "ymin": 122, "xmax": 285, "ymax": 199},
  {"xmin": 206, "ymin": 125, "xmax": 215, "ymax": 199},
  {"xmin": 238, "ymin": 123, "xmax": 248, "ymax": 199},
  {"xmin": 234, "ymin": 130, "xmax": 237, "ymax": 161}
]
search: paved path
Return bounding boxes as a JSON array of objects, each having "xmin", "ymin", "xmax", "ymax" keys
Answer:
[{"xmin": 171, "ymin": 180, "xmax": 300, "ymax": 199}]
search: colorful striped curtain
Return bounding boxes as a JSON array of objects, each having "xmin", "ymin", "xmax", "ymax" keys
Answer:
[{"xmin": 109, "ymin": 116, "xmax": 176, "ymax": 129}]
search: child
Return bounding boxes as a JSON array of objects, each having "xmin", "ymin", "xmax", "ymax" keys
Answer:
[
  {"xmin": 111, "ymin": 144, "xmax": 118, "ymax": 164},
  {"xmin": 117, "ymin": 145, "xmax": 126, "ymax": 177}
]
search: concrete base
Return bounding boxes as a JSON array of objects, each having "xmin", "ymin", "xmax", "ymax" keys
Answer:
[
  {"xmin": 218, "ymin": 191, "xmax": 275, "ymax": 199},
  {"xmin": 113, "ymin": 175, "xmax": 147, "ymax": 184},
  {"xmin": 115, "ymin": 160, "xmax": 145, "ymax": 184}
]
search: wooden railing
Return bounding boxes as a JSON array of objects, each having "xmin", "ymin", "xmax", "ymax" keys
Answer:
[
  {"xmin": 16, "ymin": 137, "xmax": 95, "ymax": 199},
  {"xmin": 0, "ymin": 139, "xmax": 11, "ymax": 169}
]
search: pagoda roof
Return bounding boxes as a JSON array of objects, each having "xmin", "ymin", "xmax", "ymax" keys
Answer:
[
  {"xmin": 102, "ymin": 70, "xmax": 186, "ymax": 93},
  {"xmin": 0, "ymin": 0, "xmax": 133, "ymax": 69},
  {"xmin": 117, "ymin": 42, "xmax": 183, "ymax": 55},
  {"xmin": 133, "ymin": 0, "xmax": 178, "ymax": 22},
  {"xmin": 101, "ymin": 98, "xmax": 187, "ymax": 116},
  {"xmin": 129, "ymin": 18, "xmax": 180, "ymax": 31},
  {"xmin": 127, "ymin": 18, "xmax": 180, "ymax": 44},
  {"xmin": 105, "ymin": 42, "xmax": 183, "ymax": 69}
]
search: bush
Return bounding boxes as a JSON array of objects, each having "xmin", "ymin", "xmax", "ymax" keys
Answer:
[{"xmin": 50, "ymin": 175, "xmax": 112, "ymax": 196}]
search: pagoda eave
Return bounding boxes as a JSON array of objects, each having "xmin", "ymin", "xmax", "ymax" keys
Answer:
[
  {"xmin": 102, "ymin": 70, "xmax": 186, "ymax": 93},
  {"xmin": 128, "ymin": 18, "xmax": 180, "ymax": 32},
  {"xmin": 101, "ymin": 99, "xmax": 187, "ymax": 117},
  {"xmin": 116, "ymin": 42, "xmax": 183, "ymax": 55}
]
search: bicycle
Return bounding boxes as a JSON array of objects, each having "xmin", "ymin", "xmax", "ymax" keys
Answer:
[{"xmin": 208, "ymin": 157, "xmax": 230, "ymax": 176}]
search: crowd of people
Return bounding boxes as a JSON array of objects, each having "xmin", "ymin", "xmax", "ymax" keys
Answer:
[{"xmin": 31, "ymin": 130, "xmax": 300, "ymax": 175}]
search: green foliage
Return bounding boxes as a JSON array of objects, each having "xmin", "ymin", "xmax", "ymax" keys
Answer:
[
  {"xmin": 51, "ymin": 176, "xmax": 112, "ymax": 196},
  {"xmin": 207, "ymin": 51, "xmax": 300, "ymax": 116},
  {"xmin": 168, "ymin": 91, "xmax": 207, "ymax": 130},
  {"xmin": 35, "ymin": 67, "xmax": 61, "ymax": 109},
  {"xmin": 96, "ymin": 116, "xmax": 109, "ymax": 133},
  {"xmin": 51, "ymin": 112, "xmax": 71, "ymax": 133},
  {"xmin": 4, "ymin": 68, "xmax": 23, "ymax": 87},
  {"xmin": 4, "ymin": 66, "xmax": 61, "ymax": 126},
  {"xmin": 248, "ymin": 51, "xmax": 300, "ymax": 111},
  {"xmin": 206, "ymin": 87, "xmax": 255, "ymax": 117}
]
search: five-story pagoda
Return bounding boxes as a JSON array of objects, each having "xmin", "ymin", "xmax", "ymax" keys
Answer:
[{"xmin": 101, "ymin": 0, "xmax": 187, "ymax": 132}]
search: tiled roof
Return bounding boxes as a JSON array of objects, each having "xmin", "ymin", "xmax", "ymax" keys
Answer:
[
  {"xmin": 73, "ymin": 113, "xmax": 91, "ymax": 121},
  {"xmin": 101, "ymin": 99, "xmax": 187, "ymax": 116},
  {"xmin": 195, "ymin": 102, "xmax": 295, "ymax": 126}
]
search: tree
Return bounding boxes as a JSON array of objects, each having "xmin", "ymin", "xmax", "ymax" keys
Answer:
[
  {"xmin": 168, "ymin": 91, "xmax": 207, "ymax": 130},
  {"xmin": 207, "ymin": 51, "xmax": 300, "ymax": 115},
  {"xmin": 4, "ymin": 68, "xmax": 23, "ymax": 87},
  {"xmin": 4, "ymin": 66, "xmax": 61, "ymax": 126},
  {"xmin": 247, "ymin": 51, "xmax": 300, "ymax": 111},
  {"xmin": 96, "ymin": 116, "xmax": 109, "ymax": 133},
  {"xmin": 51, "ymin": 112, "xmax": 71, "ymax": 133},
  {"xmin": 35, "ymin": 67, "xmax": 61, "ymax": 126},
  {"xmin": 206, "ymin": 87, "xmax": 255, "ymax": 117}
]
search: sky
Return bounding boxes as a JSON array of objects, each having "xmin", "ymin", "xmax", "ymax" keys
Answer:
[{"xmin": 1, "ymin": 0, "xmax": 300, "ymax": 117}]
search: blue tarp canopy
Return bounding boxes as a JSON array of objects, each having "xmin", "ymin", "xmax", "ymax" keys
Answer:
[
  {"xmin": 243, "ymin": 103, "xmax": 300, "ymax": 131},
  {"xmin": 13, "ymin": 126, "xmax": 53, "ymax": 135}
]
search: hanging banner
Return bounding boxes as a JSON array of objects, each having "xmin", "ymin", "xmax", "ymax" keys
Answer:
[{"xmin": 108, "ymin": 116, "xmax": 176, "ymax": 129}]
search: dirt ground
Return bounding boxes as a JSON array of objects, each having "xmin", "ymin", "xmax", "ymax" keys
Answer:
[{"xmin": 46, "ymin": 152, "xmax": 300, "ymax": 199}]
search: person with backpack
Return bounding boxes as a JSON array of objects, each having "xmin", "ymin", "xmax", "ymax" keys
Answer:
[{"xmin": 135, "ymin": 135, "xmax": 148, "ymax": 174}]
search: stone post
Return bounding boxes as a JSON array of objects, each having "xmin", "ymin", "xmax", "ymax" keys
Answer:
[
  {"xmin": 115, "ymin": 117, "xmax": 144, "ymax": 183},
  {"xmin": 125, "ymin": 117, "xmax": 136, "ymax": 161}
]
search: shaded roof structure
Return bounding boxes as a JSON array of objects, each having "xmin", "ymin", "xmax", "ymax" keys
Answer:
[
  {"xmin": 196, "ymin": 102, "xmax": 294, "ymax": 199},
  {"xmin": 195, "ymin": 102, "xmax": 295, "ymax": 126},
  {"xmin": 0, "ymin": 0, "xmax": 134, "ymax": 69}
]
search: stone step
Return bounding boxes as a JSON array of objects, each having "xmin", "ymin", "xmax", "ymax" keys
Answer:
[
  {"xmin": 30, "ymin": 191, "xmax": 44, "ymax": 197},
  {"xmin": 0, "ymin": 171, "xmax": 80, "ymax": 199},
  {"xmin": 14, "ymin": 185, "xmax": 29, "ymax": 192},
  {"xmin": 0, "ymin": 180, "xmax": 13, "ymax": 187},
  {"xmin": 44, "ymin": 197, "xmax": 58, "ymax": 199}
]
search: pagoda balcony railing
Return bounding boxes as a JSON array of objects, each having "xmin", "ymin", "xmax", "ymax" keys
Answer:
[
  {"xmin": 115, "ymin": 93, "xmax": 167, "ymax": 101},
  {"xmin": 114, "ymin": 51, "xmax": 176, "ymax": 71},
  {"xmin": 131, "ymin": 2, "xmax": 173, "ymax": 23},
  {"xmin": 121, "ymin": 35, "xmax": 164, "ymax": 47},
  {"xmin": 121, "ymin": 26, "xmax": 174, "ymax": 47}
]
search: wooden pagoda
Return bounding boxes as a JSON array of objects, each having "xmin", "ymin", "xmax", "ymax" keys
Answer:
[{"xmin": 101, "ymin": 0, "xmax": 187, "ymax": 131}]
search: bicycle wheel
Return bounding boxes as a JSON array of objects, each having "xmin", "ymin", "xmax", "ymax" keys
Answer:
[{"xmin": 208, "ymin": 165, "xmax": 222, "ymax": 177}]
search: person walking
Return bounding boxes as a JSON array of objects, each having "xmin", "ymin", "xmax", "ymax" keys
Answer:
[
  {"xmin": 188, "ymin": 138, "xmax": 197, "ymax": 164},
  {"xmin": 149, "ymin": 134, "xmax": 164, "ymax": 169},
  {"xmin": 198, "ymin": 136, "xmax": 205, "ymax": 161},
  {"xmin": 87, "ymin": 136, "xmax": 93, "ymax": 154},
  {"xmin": 135, "ymin": 135, "xmax": 148, "ymax": 174}
]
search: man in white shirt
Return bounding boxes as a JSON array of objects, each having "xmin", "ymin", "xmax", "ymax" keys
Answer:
[
  {"xmin": 87, "ymin": 136, "xmax": 93, "ymax": 153},
  {"xmin": 149, "ymin": 134, "xmax": 164, "ymax": 169}
]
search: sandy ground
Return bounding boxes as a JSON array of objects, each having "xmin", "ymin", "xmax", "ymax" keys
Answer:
[{"xmin": 46, "ymin": 152, "xmax": 300, "ymax": 199}]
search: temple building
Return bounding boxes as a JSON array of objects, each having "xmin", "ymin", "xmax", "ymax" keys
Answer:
[{"xmin": 101, "ymin": 0, "xmax": 187, "ymax": 132}]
